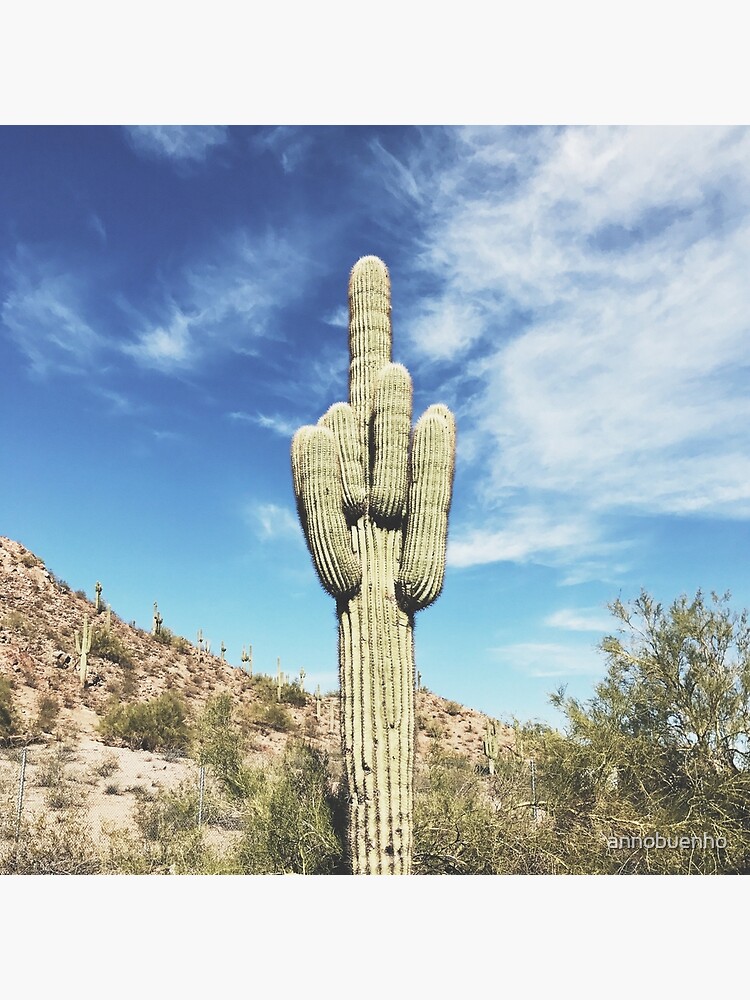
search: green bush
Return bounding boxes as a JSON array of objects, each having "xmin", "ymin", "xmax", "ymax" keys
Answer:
[
  {"xmin": 90, "ymin": 629, "xmax": 134, "ymax": 668},
  {"xmin": 99, "ymin": 692, "xmax": 190, "ymax": 752},
  {"xmin": 0, "ymin": 676, "xmax": 19, "ymax": 743},
  {"xmin": 193, "ymin": 693, "xmax": 253, "ymax": 800},
  {"xmin": 413, "ymin": 746, "xmax": 554, "ymax": 875},
  {"xmin": 34, "ymin": 694, "xmax": 60, "ymax": 734},
  {"xmin": 237, "ymin": 742, "xmax": 344, "ymax": 874},
  {"xmin": 248, "ymin": 701, "xmax": 295, "ymax": 733}
]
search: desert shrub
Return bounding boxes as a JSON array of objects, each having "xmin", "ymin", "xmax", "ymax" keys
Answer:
[
  {"xmin": 280, "ymin": 681, "xmax": 306, "ymax": 707},
  {"xmin": 1, "ymin": 611, "xmax": 33, "ymax": 636},
  {"xmin": 193, "ymin": 693, "xmax": 253, "ymax": 800},
  {"xmin": 424, "ymin": 718, "xmax": 446, "ymax": 740},
  {"xmin": 20, "ymin": 552, "xmax": 37, "ymax": 568},
  {"xmin": 93, "ymin": 752, "xmax": 120, "ymax": 778},
  {"xmin": 90, "ymin": 629, "xmax": 134, "ymax": 668},
  {"xmin": 0, "ymin": 676, "xmax": 20, "ymax": 743},
  {"xmin": 413, "ymin": 746, "xmax": 555, "ymax": 875},
  {"xmin": 1, "ymin": 812, "xmax": 101, "ymax": 874},
  {"xmin": 248, "ymin": 701, "xmax": 295, "ymax": 733},
  {"xmin": 34, "ymin": 694, "xmax": 60, "ymax": 734},
  {"xmin": 236, "ymin": 742, "xmax": 344, "ymax": 874},
  {"xmin": 444, "ymin": 700, "xmax": 463, "ymax": 716},
  {"xmin": 153, "ymin": 626, "xmax": 175, "ymax": 647},
  {"xmin": 99, "ymin": 692, "xmax": 190, "ymax": 752}
]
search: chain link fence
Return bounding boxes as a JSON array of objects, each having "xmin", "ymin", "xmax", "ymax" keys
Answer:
[{"xmin": 0, "ymin": 742, "xmax": 226, "ymax": 872}]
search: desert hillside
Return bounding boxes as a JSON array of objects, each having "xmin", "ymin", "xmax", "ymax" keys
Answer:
[{"xmin": 0, "ymin": 535, "xmax": 512, "ymax": 867}]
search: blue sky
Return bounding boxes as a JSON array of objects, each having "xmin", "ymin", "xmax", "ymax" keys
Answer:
[{"xmin": 3, "ymin": 125, "xmax": 750, "ymax": 727}]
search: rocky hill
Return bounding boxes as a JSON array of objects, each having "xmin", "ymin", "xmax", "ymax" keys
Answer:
[{"xmin": 0, "ymin": 536, "xmax": 513, "ymax": 832}]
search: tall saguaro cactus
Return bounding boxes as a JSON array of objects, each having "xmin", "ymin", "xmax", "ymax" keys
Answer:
[
  {"xmin": 292, "ymin": 256, "xmax": 455, "ymax": 875},
  {"xmin": 75, "ymin": 614, "xmax": 93, "ymax": 688}
]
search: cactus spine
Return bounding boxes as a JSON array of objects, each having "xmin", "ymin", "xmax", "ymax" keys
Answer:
[
  {"xmin": 75, "ymin": 614, "xmax": 93, "ymax": 687},
  {"xmin": 292, "ymin": 257, "xmax": 456, "ymax": 875}
]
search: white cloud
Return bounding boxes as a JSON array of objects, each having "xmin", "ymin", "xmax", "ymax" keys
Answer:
[
  {"xmin": 123, "ymin": 230, "xmax": 312, "ymax": 372},
  {"xmin": 246, "ymin": 502, "xmax": 302, "ymax": 542},
  {"xmin": 229, "ymin": 411, "xmax": 297, "ymax": 437},
  {"xmin": 323, "ymin": 304, "xmax": 348, "ymax": 328},
  {"xmin": 402, "ymin": 126, "xmax": 750, "ymax": 568},
  {"xmin": 123, "ymin": 307, "xmax": 193, "ymax": 370},
  {"xmin": 124, "ymin": 126, "xmax": 229, "ymax": 162},
  {"xmin": 251, "ymin": 127, "xmax": 314, "ymax": 173},
  {"xmin": 544, "ymin": 608, "xmax": 613, "ymax": 633},
  {"xmin": 2, "ymin": 249, "xmax": 103, "ymax": 376},
  {"xmin": 489, "ymin": 641, "xmax": 603, "ymax": 678}
]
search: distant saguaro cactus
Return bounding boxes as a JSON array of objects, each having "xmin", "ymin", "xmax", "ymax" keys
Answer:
[
  {"xmin": 75, "ymin": 614, "xmax": 93, "ymax": 687},
  {"xmin": 292, "ymin": 256, "xmax": 456, "ymax": 875}
]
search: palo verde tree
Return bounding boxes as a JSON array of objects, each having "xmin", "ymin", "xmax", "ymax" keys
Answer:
[
  {"xmin": 544, "ymin": 590, "xmax": 750, "ymax": 873},
  {"xmin": 292, "ymin": 257, "xmax": 455, "ymax": 874}
]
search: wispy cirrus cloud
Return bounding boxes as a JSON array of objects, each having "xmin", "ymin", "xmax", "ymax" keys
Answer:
[
  {"xmin": 123, "ymin": 230, "xmax": 312, "ymax": 372},
  {"xmin": 397, "ymin": 126, "xmax": 750, "ymax": 571},
  {"xmin": 1, "ymin": 248, "xmax": 104, "ymax": 377},
  {"xmin": 123, "ymin": 126, "xmax": 229, "ymax": 163},
  {"xmin": 251, "ymin": 127, "xmax": 315, "ymax": 174},
  {"xmin": 228, "ymin": 411, "xmax": 297, "ymax": 437},
  {"xmin": 544, "ymin": 607, "xmax": 613, "ymax": 633},
  {"xmin": 489, "ymin": 640, "xmax": 603, "ymax": 678}
]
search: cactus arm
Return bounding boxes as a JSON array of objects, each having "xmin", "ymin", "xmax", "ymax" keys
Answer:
[
  {"xmin": 348, "ymin": 256, "xmax": 392, "ymax": 472},
  {"xmin": 319, "ymin": 403, "xmax": 367, "ymax": 517},
  {"xmin": 370, "ymin": 363, "xmax": 412, "ymax": 524},
  {"xmin": 397, "ymin": 404, "xmax": 456, "ymax": 611},
  {"xmin": 292, "ymin": 425, "xmax": 361, "ymax": 597}
]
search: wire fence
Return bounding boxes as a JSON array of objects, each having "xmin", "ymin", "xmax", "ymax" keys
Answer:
[{"xmin": 0, "ymin": 742, "xmax": 210, "ymax": 851}]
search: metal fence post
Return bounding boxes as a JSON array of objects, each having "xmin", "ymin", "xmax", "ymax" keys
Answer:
[
  {"xmin": 197, "ymin": 765, "xmax": 206, "ymax": 828},
  {"xmin": 15, "ymin": 746, "xmax": 27, "ymax": 842}
]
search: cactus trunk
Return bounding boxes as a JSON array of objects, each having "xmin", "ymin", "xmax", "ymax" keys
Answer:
[
  {"xmin": 292, "ymin": 257, "xmax": 455, "ymax": 875},
  {"xmin": 339, "ymin": 520, "xmax": 415, "ymax": 873}
]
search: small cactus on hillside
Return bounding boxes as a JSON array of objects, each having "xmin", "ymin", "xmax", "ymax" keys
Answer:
[
  {"xmin": 241, "ymin": 645, "xmax": 253, "ymax": 675},
  {"xmin": 95, "ymin": 581, "xmax": 103, "ymax": 613},
  {"xmin": 75, "ymin": 614, "xmax": 93, "ymax": 687},
  {"xmin": 483, "ymin": 719, "xmax": 499, "ymax": 776},
  {"xmin": 152, "ymin": 602, "xmax": 163, "ymax": 636},
  {"xmin": 292, "ymin": 256, "xmax": 455, "ymax": 874}
]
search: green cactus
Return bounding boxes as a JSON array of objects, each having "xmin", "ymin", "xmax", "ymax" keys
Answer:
[
  {"xmin": 220, "ymin": 640, "xmax": 227, "ymax": 661},
  {"xmin": 241, "ymin": 644, "xmax": 253, "ymax": 675},
  {"xmin": 292, "ymin": 256, "xmax": 456, "ymax": 875},
  {"xmin": 75, "ymin": 614, "xmax": 93, "ymax": 687},
  {"xmin": 95, "ymin": 581, "xmax": 103, "ymax": 613},
  {"xmin": 483, "ymin": 719, "xmax": 498, "ymax": 776},
  {"xmin": 105, "ymin": 604, "xmax": 112, "ymax": 632},
  {"xmin": 152, "ymin": 602, "xmax": 163, "ymax": 636},
  {"xmin": 299, "ymin": 667, "xmax": 306, "ymax": 690},
  {"xmin": 276, "ymin": 656, "xmax": 282, "ymax": 702},
  {"xmin": 315, "ymin": 683, "xmax": 322, "ymax": 720}
]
